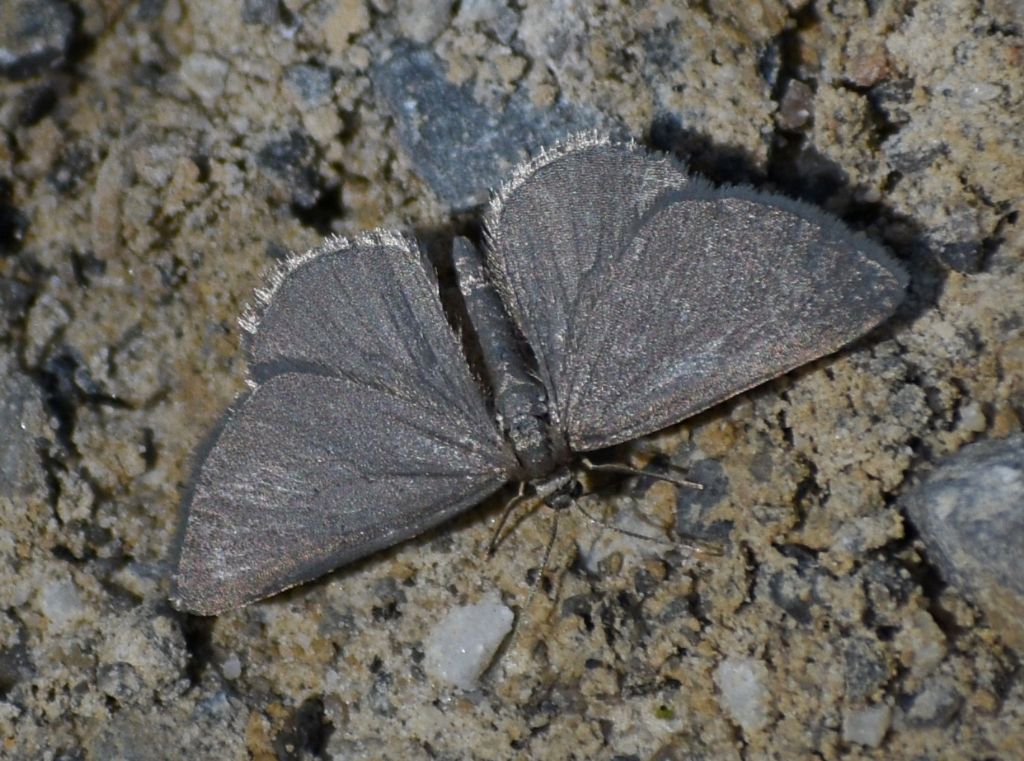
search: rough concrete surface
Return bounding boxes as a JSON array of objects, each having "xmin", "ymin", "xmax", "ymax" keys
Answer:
[{"xmin": 0, "ymin": 1, "xmax": 1022, "ymax": 759}]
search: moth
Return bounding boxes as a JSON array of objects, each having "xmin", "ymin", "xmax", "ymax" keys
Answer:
[{"xmin": 172, "ymin": 134, "xmax": 906, "ymax": 614}]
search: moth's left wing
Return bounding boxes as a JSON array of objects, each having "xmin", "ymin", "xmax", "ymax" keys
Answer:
[
  {"xmin": 173, "ymin": 233, "xmax": 516, "ymax": 614},
  {"xmin": 173, "ymin": 372, "xmax": 511, "ymax": 615}
]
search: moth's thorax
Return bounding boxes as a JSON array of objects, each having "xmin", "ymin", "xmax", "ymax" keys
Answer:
[{"xmin": 506, "ymin": 410, "xmax": 569, "ymax": 482}]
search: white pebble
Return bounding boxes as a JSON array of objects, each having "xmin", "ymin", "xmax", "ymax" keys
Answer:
[
  {"xmin": 180, "ymin": 53, "xmax": 229, "ymax": 104},
  {"xmin": 38, "ymin": 579, "xmax": 85, "ymax": 628},
  {"xmin": 221, "ymin": 653, "xmax": 242, "ymax": 680},
  {"xmin": 424, "ymin": 595, "xmax": 514, "ymax": 689},
  {"xmin": 714, "ymin": 657, "xmax": 771, "ymax": 733}
]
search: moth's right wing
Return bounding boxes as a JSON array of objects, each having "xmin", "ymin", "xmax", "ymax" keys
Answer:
[
  {"xmin": 484, "ymin": 135, "xmax": 905, "ymax": 452},
  {"xmin": 173, "ymin": 233, "xmax": 516, "ymax": 615}
]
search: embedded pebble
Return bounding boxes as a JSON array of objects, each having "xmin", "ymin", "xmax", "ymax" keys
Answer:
[
  {"xmin": 842, "ymin": 704, "xmax": 892, "ymax": 747},
  {"xmin": 256, "ymin": 129, "xmax": 322, "ymax": 209},
  {"xmin": 714, "ymin": 657, "xmax": 771, "ymax": 733},
  {"xmin": 423, "ymin": 596, "xmax": 514, "ymax": 689},
  {"xmin": 906, "ymin": 678, "xmax": 963, "ymax": 727},
  {"xmin": 777, "ymin": 79, "xmax": 814, "ymax": 130},
  {"xmin": 179, "ymin": 53, "xmax": 230, "ymax": 105},
  {"xmin": 37, "ymin": 579, "xmax": 86, "ymax": 629},
  {"xmin": 904, "ymin": 434, "xmax": 1024, "ymax": 651},
  {"xmin": 842, "ymin": 636, "xmax": 890, "ymax": 701},
  {"xmin": 241, "ymin": 0, "xmax": 282, "ymax": 26},
  {"xmin": 221, "ymin": 653, "xmax": 242, "ymax": 680},
  {"xmin": 0, "ymin": 352, "xmax": 47, "ymax": 497},
  {"xmin": 283, "ymin": 63, "xmax": 333, "ymax": 106},
  {"xmin": 371, "ymin": 41, "xmax": 594, "ymax": 209}
]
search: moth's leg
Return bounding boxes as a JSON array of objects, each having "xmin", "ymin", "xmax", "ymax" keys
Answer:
[
  {"xmin": 580, "ymin": 456, "xmax": 703, "ymax": 490},
  {"xmin": 487, "ymin": 482, "xmax": 531, "ymax": 557},
  {"xmin": 519, "ymin": 508, "xmax": 562, "ymax": 618}
]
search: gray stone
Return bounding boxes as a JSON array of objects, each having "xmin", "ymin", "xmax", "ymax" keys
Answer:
[
  {"xmin": 0, "ymin": 277, "xmax": 33, "ymax": 338},
  {"xmin": 905, "ymin": 678, "xmax": 963, "ymax": 727},
  {"xmin": 842, "ymin": 636, "xmax": 890, "ymax": 702},
  {"xmin": 904, "ymin": 434, "xmax": 1024, "ymax": 651},
  {"xmin": 0, "ymin": 639, "xmax": 34, "ymax": 696},
  {"xmin": 870, "ymin": 78, "xmax": 914, "ymax": 126},
  {"xmin": 256, "ymin": 129, "xmax": 323, "ymax": 209},
  {"xmin": 675, "ymin": 457, "xmax": 734, "ymax": 543},
  {"xmin": 767, "ymin": 561, "xmax": 819, "ymax": 625},
  {"xmin": 371, "ymin": 41, "xmax": 602, "ymax": 210},
  {"xmin": 0, "ymin": 351, "xmax": 48, "ymax": 498},
  {"xmin": 132, "ymin": 0, "xmax": 167, "ymax": 23},
  {"xmin": 842, "ymin": 704, "xmax": 892, "ymax": 748},
  {"xmin": 925, "ymin": 202, "xmax": 987, "ymax": 272},
  {"xmin": 241, "ymin": 0, "xmax": 283, "ymax": 26},
  {"xmin": 884, "ymin": 132, "xmax": 948, "ymax": 174},
  {"xmin": 0, "ymin": 0, "xmax": 75, "ymax": 80},
  {"xmin": 283, "ymin": 63, "xmax": 333, "ymax": 106},
  {"xmin": 777, "ymin": 79, "xmax": 814, "ymax": 131}
]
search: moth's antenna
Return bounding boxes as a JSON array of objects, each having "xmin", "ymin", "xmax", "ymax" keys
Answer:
[
  {"xmin": 580, "ymin": 457, "xmax": 703, "ymax": 490},
  {"xmin": 487, "ymin": 482, "xmax": 530, "ymax": 557}
]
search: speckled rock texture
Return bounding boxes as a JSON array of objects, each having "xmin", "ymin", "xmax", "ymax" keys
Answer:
[
  {"xmin": 904, "ymin": 435, "xmax": 1024, "ymax": 652},
  {"xmin": 1, "ymin": 1, "xmax": 1022, "ymax": 759}
]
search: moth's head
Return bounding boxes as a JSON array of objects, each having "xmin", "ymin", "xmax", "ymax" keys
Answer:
[{"xmin": 541, "ymin": 469, "xmax": 583, "ymax": 511}]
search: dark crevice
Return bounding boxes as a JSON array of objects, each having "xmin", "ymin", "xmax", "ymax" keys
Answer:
[
  {"xmin": 273, "ymin": 696, "xmax": 334, "ymax": 760},
  {"xmin": 0, "ymin": 179, "xmax": 29, "ymax": 256},
  {"xmin": 140, "ymin": 427, "xmax": 157, "ymax": 470},
  {"xmin": 291, "ymin": 183, "xmax": 343, "ymax": 236},
  {"xmin": 180, "ymin": 614, "xmax": 216, "ymax": 686},
  {"xmin": 192, "ymin": 153, "xmax": 212, "ymax": 183},
  {"xmin": 38, "ymin": 441, "xmax": 64, "ymax": 513},
  {"xmin": 648, "ymin": 117, "xmax": 763, "ymax": 186},
  {"xmin": 683, "ymin": 574, "xmax": 713, "ymax": 630},
  {"xmin": 790, "ymin": 462, "xmax": 822, "ymax": 529},
  {"xmin": 976, "ymin": 208, "xmax": 1018, "ymax": 271},
  {"xmin": 63, "ymin": 3, "xmax": 95, "ymax": 73},
  {"xmin": 775, "ymin": 400, "xmax": 795, "ymax": 447},
  {"xmin": 731, "ymin": 543, "xmax": 760, "ymax": 618},
  {"xmin": 562, "ymin": 594, "xmax": 596, "ymax": 632},
  {"xmin": 69, "ymin": 249, "xmax": 106, "ymax": 287},
  {"xmin": 15, "ymin": 85, "xmax": 59, "ymax": 127},
  {"xmin": 34, "ymin": 349, "xmax": 129, "ymax": 455},
  {"xmin": 36, "ymin": 353, "xmax": 79, "ymax": 451}
]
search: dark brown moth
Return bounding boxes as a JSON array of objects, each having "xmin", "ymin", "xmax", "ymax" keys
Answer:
[{"xmin": 172, "ymin": 134, "xmax": 906, "ymax": 615}]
